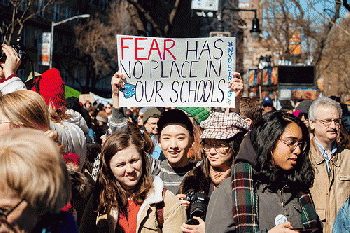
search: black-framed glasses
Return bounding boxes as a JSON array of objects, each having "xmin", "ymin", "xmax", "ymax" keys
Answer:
[
  {"xmin": 0, "ymin": 199, "xmax": 23, "ymax": 221},
  {"xmin": 279, "ymin": 138, "xmax": 305, "ymax": 151},
  {"xmin": 203, "ymin": 143, "xmax": 230, "ymax": 154},
  {"xmin": 316, "ymin": 118, "xmax": 341, "ymax": 127}
]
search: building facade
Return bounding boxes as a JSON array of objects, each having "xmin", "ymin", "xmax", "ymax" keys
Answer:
[{"xmin": 0, "ymin": 0, "xmax": 110, "ymax": 94}]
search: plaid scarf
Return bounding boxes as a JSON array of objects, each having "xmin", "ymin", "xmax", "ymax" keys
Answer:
[{"xmin": 232, "ymin": 163, "xmax": 319, "ymax": 232}]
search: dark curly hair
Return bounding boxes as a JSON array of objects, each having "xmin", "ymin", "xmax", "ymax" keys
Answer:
[
  {"xmin": 250, "ymin": 111, "xmax": 314, "ymax": 192},
  {"xmin": 97, "ymin": 122, "xmax": 153, "ymax": 215}
]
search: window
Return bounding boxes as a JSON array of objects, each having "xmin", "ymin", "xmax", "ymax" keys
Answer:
[{"xmin": 1, "ymin": 0, "xmax": 10, "ymax": 6}]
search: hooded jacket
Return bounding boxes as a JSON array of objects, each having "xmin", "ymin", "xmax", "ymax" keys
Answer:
[
  {"xmin": 50, "ymin": 121, "xmax": 86, "ymax": 170},
  {"xmin": 80, "ymin": 176, "xmax": 186, "ymax": 233},
  {"xmin": 65, "ymin": 108, "xmax": 89, "ymax": 135}
]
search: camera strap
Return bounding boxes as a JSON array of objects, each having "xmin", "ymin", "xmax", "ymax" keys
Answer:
[
  {"xmin": 32, "ymin": 60, "xmax": 41, "ymax": 93},
  {"xmin": 24, "ymin": 60, "xmax": 42, "ymax": 93},
  {"xmin": 34, "ymin": 75, "xmax": 42, "ymax": 93}
]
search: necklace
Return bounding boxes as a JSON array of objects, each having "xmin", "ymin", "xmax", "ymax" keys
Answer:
[
  {"xmin": 275, "ymin": 185, "xmax": 289, "ymax": 226},
  {"xmin": 277, "ymin": 185, "xmax": 288, "ymax": 208}
]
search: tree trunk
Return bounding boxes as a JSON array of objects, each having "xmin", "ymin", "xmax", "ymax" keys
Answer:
[{"xmin": 313, "ymin": 1, "xmax": 341, "ymax": 70}]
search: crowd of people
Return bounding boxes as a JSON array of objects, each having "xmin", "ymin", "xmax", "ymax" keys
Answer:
[{"xmin": 0, "ymin": 43, "xmax": 350, "ymax": 233}]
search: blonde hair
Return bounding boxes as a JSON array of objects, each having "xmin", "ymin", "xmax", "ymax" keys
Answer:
[
  {"xmin": 0, "ymin": 128, "xmax": 71, "ymax": 215},
  {"xmin": 0, "ymin": 90, "xmax": 50, "ymax": 130}
]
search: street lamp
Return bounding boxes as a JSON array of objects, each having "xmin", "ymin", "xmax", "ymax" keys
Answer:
[
  {"xmin": 49, "ymin": 14, "xmax": 90, "ymax": 69},
  {"xmin": 224, "ymin": 8, "xmax": 261, "ymax": 36}
]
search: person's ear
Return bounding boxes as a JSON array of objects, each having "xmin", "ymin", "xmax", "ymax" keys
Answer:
[{"xmin": 309, "ymin": 120, "xmax": 316, "ymax": 131}]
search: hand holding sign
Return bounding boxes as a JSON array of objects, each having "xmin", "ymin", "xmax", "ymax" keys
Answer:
[
  {"xmin": 111, "ymin": 72, "xmax": 125, "ymax": 96},
  {"xmin": 229, "ymin": 72, "xmax": 243, "ymax": 98},
  {"xmin": 111, "ymin": 71, "xmax": 126, "ymax": 108},
  {"xmin": 120, "ymin": 82, "xmax": 136, "ymax": 99}
]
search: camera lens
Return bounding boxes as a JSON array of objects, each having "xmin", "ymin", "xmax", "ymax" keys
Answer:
[
  {"xmin": 186, "ymin": 191, "xmax": 208, "ymax": 220},
  {"xmin": 186, "ymin": 218, "xmax": 200, "ymax": 225}
]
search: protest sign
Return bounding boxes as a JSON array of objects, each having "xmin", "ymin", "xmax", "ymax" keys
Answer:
[
  {"xmin": 79, "ymin": 94, "xmax": 94, "ymax": 105},
  {"xmin": 116, "ymin": 35, "xmax": 236, "ymax": 107}
]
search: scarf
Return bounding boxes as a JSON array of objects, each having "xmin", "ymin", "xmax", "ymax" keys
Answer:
[{"xmin": 232, "ymin": 162, "xmax": 320, "ymax": 232}]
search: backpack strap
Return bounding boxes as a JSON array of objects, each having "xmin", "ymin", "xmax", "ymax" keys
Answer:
[{"xmin": 156, "ymin": 188, "xmax": 166, "ymax": 229}]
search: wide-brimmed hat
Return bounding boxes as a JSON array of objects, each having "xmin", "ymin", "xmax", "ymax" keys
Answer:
[{"xmin": 200, "ymin": 112, "xmax": 249, "ymax": 139}]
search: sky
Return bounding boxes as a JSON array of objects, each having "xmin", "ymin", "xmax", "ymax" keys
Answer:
[
  {"xmin": 258, "ymin": 0, "xmax": 348, "ymax": 34},
  {"xmin": 291, "ymin": 0, "xmax": 347, "ymax": 24}
]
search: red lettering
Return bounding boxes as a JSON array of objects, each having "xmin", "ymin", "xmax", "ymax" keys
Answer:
[
  {"xmin": 135, "ymin": 38, "xmax": 147, "ymax": 60},
  {"xmin": 147, "ymin": 39, "xmax": 162, "ymax": 60},
  {"xmin": 163, "ymin": 39, "xmax": 176, "ymax": 60},
  {"xmin": 121, "ymin": 37, "xmax": 133, "ymax": 60}
]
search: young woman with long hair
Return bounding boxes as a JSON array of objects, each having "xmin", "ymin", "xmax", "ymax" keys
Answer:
[
  {"xmin": 80, "ymin": 122, "xmax": 186, "ymax": 233},
  {"xmin": 205, "ymin": 111, "xmax": 322, "ymax": 233}
]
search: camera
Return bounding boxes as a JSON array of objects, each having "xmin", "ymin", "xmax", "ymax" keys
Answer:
[
  {"xmin": 0, "ymin": 38, "xmax": 26, "ymax": 64},
  {"xmin": 184, "ymin": 189, "xmax": 208, "ymax": 225}
]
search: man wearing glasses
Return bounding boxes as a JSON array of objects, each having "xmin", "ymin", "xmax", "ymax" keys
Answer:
[{"xmin": 308, "ymin": 97, "xmax": 350, "ymax": 232}]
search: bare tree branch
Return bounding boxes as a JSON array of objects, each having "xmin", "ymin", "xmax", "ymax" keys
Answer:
[
  {"xmin": 126, "ymin": 3, "xmax": 147, "ymax": 35},
  {"xmin": 125, "ymin": 0, "xmax": 164, "ymax": 36},
  {"xmin": 306, "ymin": 0, "xmax": 350, "ymax": 37},
  {"xmin": 165, "ymin": 0, "xmax": 182, "ymax": 35},
  {"xmin": 2, "ymin": 0, "xmax": 58, "ymax": 43},
  {"xmin": 311, "ymin": 0, "xmax": 341, "ymax": 68},
  {"xmin": 344, "ymin": 0, "xmax": 350, "ymax": 12},
  {"xmin": 317, "ymin": 14, "xmax": 350, "ymax": 95}
]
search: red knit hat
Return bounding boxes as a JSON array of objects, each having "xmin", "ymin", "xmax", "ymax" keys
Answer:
[
  {"xmin": 31, "ymin": 68, "xmax": 66, "ymax": 110},
  {"xmin": 63, "ymin": 153, "xmax": 80, "ymax": 167}
]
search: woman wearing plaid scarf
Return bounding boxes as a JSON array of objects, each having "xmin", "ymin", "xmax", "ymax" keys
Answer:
[
  {"xmin": 179, "ymin": 112, "xmax": 249, "ymax": 233},
  {"xmin": 205, "ymin": 111, "xmax": 322, "ymax": 233}
]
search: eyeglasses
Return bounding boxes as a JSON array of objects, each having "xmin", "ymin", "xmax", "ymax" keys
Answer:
[
  {"xmin": 203, "ymin": 143, "xmax": 230, "ymax": 154},
  {"xmin": 279, "ymin": 138, "xmax": 305, "ymax": 151},
  {"xmin": 316, "ymin": 118, "xmax": 341, "ymax": 127},
  {"xmin": 0, "ymin": 199, "xmax": 23, "ymax": 221}
]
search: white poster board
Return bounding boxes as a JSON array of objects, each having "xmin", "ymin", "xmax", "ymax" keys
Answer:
[
  {"xmin": 116, "ymin": 35, "xmax": 236, "ymax": 107},
  {"xmin": 191, "ymin": 0, "xmax": 219, "ymax": 11}
]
